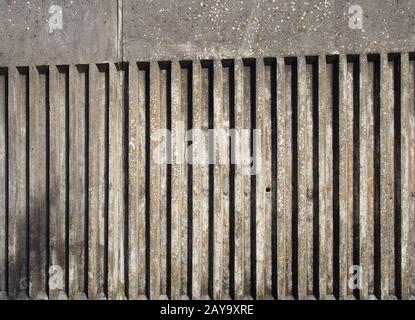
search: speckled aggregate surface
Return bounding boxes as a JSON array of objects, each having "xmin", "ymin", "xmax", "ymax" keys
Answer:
[{"xmin": 1, "ymin": 0, "xmax": 415, "ymax": 65}]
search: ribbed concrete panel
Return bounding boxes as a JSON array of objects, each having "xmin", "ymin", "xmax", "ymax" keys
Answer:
[{"xmin": 0, "ymin": 55, "xmax": 414, "ymax": 300}]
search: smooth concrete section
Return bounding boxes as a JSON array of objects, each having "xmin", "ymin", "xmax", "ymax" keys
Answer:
[
  {"xmin": 123, "ymin": 0, "xmax": 336, "ymax": 60},
  {"xmin": 1, "ymin": 0, "xmax": 415, "ymax": 65},
  {"xmin": 334, "ymin": 0, "xmax": 415, "ymax": 54},
  {"xmin": 123, "ymin": 0, "xmax": 415, "ymax": 61},
  {"xmin": 0, "ymin": 0, "xmax": 118, "ymax": 66}
]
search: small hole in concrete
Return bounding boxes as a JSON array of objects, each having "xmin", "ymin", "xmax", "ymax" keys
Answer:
[{"xmin": 266, "ymin": 187, "xmax": 271, "ymax": 193}]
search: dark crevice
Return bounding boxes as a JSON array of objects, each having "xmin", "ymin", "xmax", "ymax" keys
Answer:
[
  {"xmin": 121, "ymin": 63, "xmax": 130, "ymax": 299},
  {"xmin": 348, "ymin": 55, "xmax": 361, "ymax": 300},
  {"xmin": 180, "ymin": 60, "xmax": 193, "ymax": 299},
  {"xmin": 223, "ymin": 59, "xmax": 236, "ymax": 300},
  {"xmin": 103, "ymin": 64, "xmax": 110, "ymax": 299},
  {"xmin": 21, "ymin": 67, "xmax": 30, "ymax": 298},
  {"xmin": 59, "ymin": 65, "xmax": 70, "ymax": 298},
  {"xmin": 159, "ymin": 61, "xmax": 172, "ymax": 299},
  {"xmin": 368, "ymin": 53, "xmax": 382, "ymax": 299},
  {"xmin": 138, "ymin": 62, "xmax": 151, "ymax": 299},
  {"xmin": 82, "ymin": 65, "xmax": 90, "ymax": 297},
  {"xmin": 201, "ymin": 60, "xmax": 214, "ymax": 300},
  {"xmin": 0, "ymin": 68, "xmax": 9, "ymax": 296},
  {"xmin": 390, "ymin": 53, "xmax": 402, "ymax": 299},
  {"xmin": 242, "ymin": 58, "xmax": 257, "ymax": 299},
  {"xmin": 41, "ymin": 67, "xmax": 51, "ymax": 297},
  {"xmin": 285, "ymin": 57, "xmax": 299, "ymax": 300},
  {"xmin": 327, "ymin": 55, "xmax": 340, "ymax": 300},
  {"xmin": 308, "ymin": 56, "xmax": 320, "ymax": 300}
]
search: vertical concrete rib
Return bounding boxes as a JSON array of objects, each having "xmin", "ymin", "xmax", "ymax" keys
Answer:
[
  {"xmin": 128, "ymin": 62, "xmax": 147, "ymax": 299},
  {"xmin": 318, "ymin": 55, "xmax": 333, "ymax": 299},
  {"xmin": 158, "ymin": 64, "xmax": 168, "ymax": 300},
  {"xmin": 233, "ymin": 59, "xmax": 244, "ymax": 300},
  {"xmin": 213, "ymin": 60, "xmax": 224, "ymax": 299},
  {"xmin": 49, "ymin": 65, "xmax": 68, "ymax": 300},
  {"xmin": 88, "ymin": 64, "xmax": 107, "ymax": 299},
  {"xmin": 68, "ymin": 65, "xmax": 87, "ymax": 300},
  {"xmin": 276, "ymin": 57, "xmax": 289, "ymax": 299},
  {"xmin": 0, "ymin": 68, "xmax": 7, "ymax": 300},
  {"xmin": 108, "ymin": 63, "xmax": 126, "ymax": 300},
  {"xmin": 191, "ymin": 60, "xmax": 202, "ymax": 300},
  {"xmin": 338, "ymin": 55, "xmax": 354, "ymax": 299},
  {"xmin": 380, "ymin": 53, "xmax": 395, "ymax": 300},
  {"xmin": 221, "ymin": 62, "xmax": 231, "ymax": 300},
  {"xmin": 359, "ymin": 55, "xmax": 372, "ymax": 300},
  {"xmin": 28, "ymin": 66, "xmax": 48, "ymax": 300},
  {"xmin": 170, "ymin": 61, "xmax": 185, "ymax": 300},
  {"xmin": 8, "ymin": 67, "xmax": 29, "ymax": 300},
  {"xmin": 149, "ymin": 61, "xmax": 161, "ymax": 300},
  {"xmin": 255, "ymin": 58, "xmax": 267, "ymax": 299},
  {"xmin": 263, "ymin": 59, "xmax": 274, "ymax": 299},
  {"xmin": 296, "ymin": 56, "xmax": 311, "ymax": 299}
]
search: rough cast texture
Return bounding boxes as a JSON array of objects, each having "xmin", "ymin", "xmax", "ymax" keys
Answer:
[
  {"xmin": 0, "ymin": 0, "xmax": 414, "ymax": 300},
  {"xmin": 1, "ymin": 0, "xmax": 415, "ymax": 64}
]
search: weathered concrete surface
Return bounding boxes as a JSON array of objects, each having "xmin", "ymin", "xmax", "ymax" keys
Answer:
[
  {"xmin": 1, "ymin": 54, "xmax": 414, "ymax": 300},
  {"xmin": 0, "ymin": 0, "xmax": 118, "ymax": 66},
  {"xmin": 123, "ymin": 0, "xmax": 415, "ymax": 61},
  {"xmin": 123, "ymin": 0, "xmax": 337, "ymax": 60},
  {"xmin": 335, "ymin": 0, "xmax": 415, "ymax": 53},
  {"xmin": 1, "ymin": 0, "xmax": 415, "ymax": 301},
  {"xmin": 1, "ymin": 0, "xmax": 415, "ymax": 66}
]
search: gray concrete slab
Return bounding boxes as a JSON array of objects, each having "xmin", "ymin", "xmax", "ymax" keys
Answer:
[
  {"xmin": 1, "ymin": 0, "xmax": 415, "ymax": 65},
  {"xmin": 335, "ymin": 0, "xmax": 415, "ymax": 54},
  {"xmin": 123, "ymin": 0, "xmax": 415, "ymax": 61},
  {"xmin": 123, "ymin": 0, "xmax": 336, "ymax": 60},
  {"xmin": 0, "ymin": 0, "xmax": 118, "ymax": 66}
]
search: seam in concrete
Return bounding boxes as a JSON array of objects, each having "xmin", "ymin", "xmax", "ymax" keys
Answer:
[{"xmin": 117, "ymin": 0, "xmax": 124, "ymax": 62}]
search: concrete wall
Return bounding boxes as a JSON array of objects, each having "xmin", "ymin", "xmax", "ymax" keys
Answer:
[
  {"xmin": 1, "ymin": 0, "xmax": 415, "ymax": 64},
  {"xmin": 0, "ymin": 0, "xmax": 414, "ymax": 300}
]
